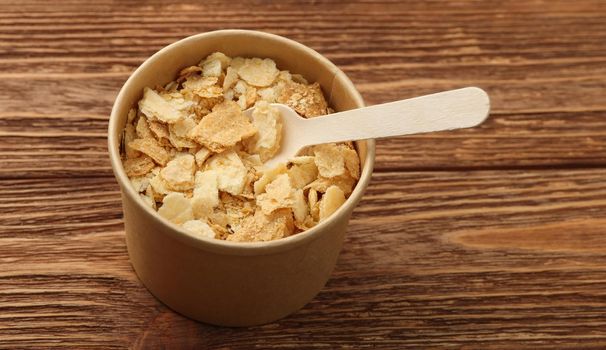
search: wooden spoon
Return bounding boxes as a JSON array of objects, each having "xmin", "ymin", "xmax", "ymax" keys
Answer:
[{"xmin": 247, "ymin": 87, "xmax": 490, "ymax": 168}]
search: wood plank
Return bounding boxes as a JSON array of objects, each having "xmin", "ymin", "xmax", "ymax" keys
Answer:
[
  {"xmin": 1, "ymin": 0, "xmax": 605, "ymax": 13},
  {"xmin": 1, "ymin": 169, "xmax": 606, "ymax": 348}
]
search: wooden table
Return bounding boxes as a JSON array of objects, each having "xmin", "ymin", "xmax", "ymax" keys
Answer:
[{"xmin": 2, "ymin": 0, "xmax": 606, "ymax": 348}]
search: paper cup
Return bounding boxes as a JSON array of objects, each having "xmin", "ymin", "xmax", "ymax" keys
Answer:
[{"xmin": 108, "ymin": 30, "xmax": 375, "ymax": 326}]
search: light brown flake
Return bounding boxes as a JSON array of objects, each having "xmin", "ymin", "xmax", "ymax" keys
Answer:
[
  {"xmin": 277, "ymin": 81, "xmax": 328, "ymax": 118},
  {"xmin": 123, "ymin": 156, "xmax": 155, "ymax": 177},
  {"xmin": 306, "ymin": 174, "xmax": 356, "ymax": 196},
  {"xmin": 158, "ymin": 192, "xmax": 194, "ymax": 225},
  {"xmin": 182, "ymin": 76, "xmax": 222, "ymax": 99},
  {"xmin": 254, "ymin": 163, "xmax": 287, "ymax": 195},
  {"xmin": 244, "ymin": 101, "xmax": 282, "ymax": 162},
  {"xmin": 256, "ymin": 173, "xmax": 295, "ymax": 215},
  {"xmin": 237, "ymin": 58, "xmax": 279, "ymax": 87},
  {"xmin": 192, "ymin": 170, "xmax": 220, "ymax": 219},
  {"xmin": 312, "ymin": 143, "xmax": 347, "ymax": 178},
  {"xmin": 294, "ymin": 215, "xmax": 317, "ymax": 232},
  {"xmin": 291, "ymin": 73, "xmax": 308, "ymax": 84},
  {"xmin": 291, "ymin": 189, "xmax": 308, "ymax": 224},
  {"xmin": 206, "ymin": 150, "xmax": 249, "ymax": 195},
  {"xmin": 168, "ymin": 116, "xmax": 198, "ymax": 149},
  {"xmin": 220, "ymin": 192, "xmax": 256, "ymax": 233},
  {"xmin": 257, "ymin": 87, "xmax": 276, "ymax": 102},
  {"xmin": 311, "ymin": 143, "xmax": 359, "ymax": 179},
  {"xmin": 128, "ymin": 138, "xmax": 170, "ymax": 166},
  {"xmin": 223, "ymin": 67, "xmax": 239, "ymax": 90},
  {"xmin": 194, "ymin": 147, "xmax": 212, "ymax": 168},
  {"xmin": 138, "ymin": 87, "xmax": 190, "ymax": 124},
  {"xmin": 319, "ymin": 185, "xmax": 346, "ymax": 221},
  {"xmin": 226, "ymin": 208, "xmax": 294, "ymax": 242},
  {"xmin": 160, "ymin": 154, "xmax": 195, "ymax": 191},
  {"xmin": 189, "ymin": 100, "xmax": 256, "ymax": 152},
  {"xmin": 200, "ymin": 52, "xmax": 231, "ymax": 70},
  {"xmin": 124, "ymin": 123, "xmax": 140, "ymax": 159},
  {"xmin": 178, "ymin": 65, "xmax": 202, "ymax": 80},
  {"xmin": 148, "ymin": 120, "xmax": 170, "ymax": 141},
  {"xmin": 144, "ymin": 184, "xmax": 157, "ymax": 209},
  {"xmin": 308, "ymin": 188, "xmax": 318, "ymax": 210},
  {"xmin": 201, "ymin": 59, "xmax": 222, "ymax": 78},
  {"xmin": 287, "ymin": 156, "xmax": 318, "ymax": 189},
  {"xmin": 343, "ymin": 145, "xmax": 360, "ymax": 180},
  {"xmin": 136, "ymin": 116, "xmax": 154, "ymax": 140},
  {"xmin": 149, "ymin": 173, "xmax": 172, "ymax": 202},
  {"xmin": 240, "ymin": 152, "xmax": 263, "ymax": 168}
]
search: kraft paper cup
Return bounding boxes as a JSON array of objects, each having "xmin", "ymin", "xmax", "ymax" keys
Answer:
[{"xmin": 108, "ymin": 30, "xmax": 376, "ymax": 326}]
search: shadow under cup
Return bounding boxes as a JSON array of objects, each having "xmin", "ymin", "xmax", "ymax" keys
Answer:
[{"xmin": 108, "ymin": 30, "xmax": 375, "ymax": 326}]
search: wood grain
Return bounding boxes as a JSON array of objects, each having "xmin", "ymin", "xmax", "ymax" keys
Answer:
[
  {"xmin": 2, "ymin": 170, "xmax": 606, "ymax": 348},
  {"xmin": 1, "ymin": 0, "xmax": 606, "ymax": 348},
  {"xmin": 2, "ymin": 0, "xmax": 606, "ymax": 177}
]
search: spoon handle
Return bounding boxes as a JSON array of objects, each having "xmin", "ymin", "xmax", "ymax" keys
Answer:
[{"xmin": 301, "ymin": 87, "xmax": 490, "ymax": 146}]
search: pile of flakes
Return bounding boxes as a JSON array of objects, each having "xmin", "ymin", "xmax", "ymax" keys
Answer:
[{"xmin": 121, "ymin": 52, "xmax": 360, "ymax": 242}]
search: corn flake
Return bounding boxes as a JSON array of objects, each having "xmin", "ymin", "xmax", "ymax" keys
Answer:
[
  {"xmin": 201, "ymin": 59, "xmax": 222, "ymax": 78},
  {"xmin": 227, "ymin": 208, "xmax": 294, "ymax": 242},
  {"xmin": 189, "ymin": 100, "xmax": 256, "ymax": 153},
  {"xmin": 148, "ymin": 120, "xmax": 170, "ymax": 142},
  {"xmin": 139, "ymin": 87, "xmax": 189, "ymax": 123},
  {"xmin": 319, "ymin": 185, "xmax": 346, "ymax": 221},
  {"xmin": 237, "ymin": 58, "xmax": 279, "ymax": 87},
  {"xmin": 223, "ymin": 67, "xmax": 239, "ymax": 90},
  {"xmin": 287, "ymin": 156, "xmax": 318, "ymax": 189},
  {"xmin": 312, "ymin": 143, "xmax": 358, "ymax": 178},
  {"xmin": 306, "ymin": 174, "xmax": 356, "ymax": 196},
  {"xmin": 158, "ymin": 192, "xmax": 194, "ymax": 224},
  {"xmin": 182, "ymin": 76, "xmax": 223, "ymax": 98},
  {"xmin": 194, "ymin": 147, "xmax": 211, "ymax": 168},
  {"xmin": 278, "ymin": 82, "xmax": 328, "ymax": 118},
  {"xmin": 245, "ymin": 101, "xmax": 282, "ymax": 162},
  {"xmin": 128, "ymin": 138, "xmax": 170, "ymax": 166},
  {"xmin": 200, "ymin": 52, "xmax": 231, "ymax": 70},
  {"xmin": 291, "ymin": 189, "xmax": 308, "ymax": 224},
  {"xmin": 160, "ymin": 154, "xmax": 195, "ymax": 191},
  {"xmin": 149, "ymin": 173, "xmax": 172, "ymax": 201},
  {"xmin": 168, "ymin": 116, "xmax": 198, "ymax": 149},
  {"xmin": 206, "ymin": 150, "xmax": 248, "ymax": 195},
  {"xmin": 123, "ymin": 156, "xmax": 155, "ymax": 177},
  {"xmin": 256, "ymin": 173, "xmax": 294, "ymax": 214},
  {"xmin": 192, "ymin": 170, "xmax": 220, "ymax": 218},
  {"xmin": 254, "ymin": 163, "xmax": 287, "ymax": 195},
  {"xmin": 136, "ymin": 116, "xmax": 154, "ymax": 140},
  {"xmin": 124, "ymin": 123, "xmax": 140, "ymax": 159},
  {"xmin": 220, "ymin": 193, "xmax": 256, "ymax": 233}
]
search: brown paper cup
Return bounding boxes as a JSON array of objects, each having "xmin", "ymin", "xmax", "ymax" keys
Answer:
[{"xmin": 108, "ymin": 30, "xmax": 376, "ymax": 326}]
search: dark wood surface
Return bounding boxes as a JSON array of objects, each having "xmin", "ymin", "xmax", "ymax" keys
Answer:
[{"xmin": 1, "ymin": 0, "xmax": 606, "ymax": 348}]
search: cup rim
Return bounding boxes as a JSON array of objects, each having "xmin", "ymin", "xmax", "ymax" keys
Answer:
[{"xmin": 108, "ymin": 29, "xmax": 376, "ymax": 255}]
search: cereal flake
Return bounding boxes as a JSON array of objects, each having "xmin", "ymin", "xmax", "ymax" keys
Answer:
[
  {"xmin": 206, "ymin": 150, "xmax": 249, "ymax": 195},
  {"xmin": 189, "ymin": 100, "xmax": 256, "ymax": 152}
]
